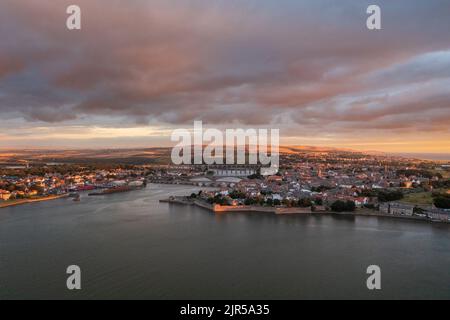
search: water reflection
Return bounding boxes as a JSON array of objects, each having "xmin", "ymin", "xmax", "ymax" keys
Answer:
[{"xmin": 0, "ymin": 184, "xmax": 449, "ymax": 299}]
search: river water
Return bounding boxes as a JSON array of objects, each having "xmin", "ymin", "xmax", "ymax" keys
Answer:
[{"xmin": 0, "ymin": 184, "xmax": 449, "ymax": 299}]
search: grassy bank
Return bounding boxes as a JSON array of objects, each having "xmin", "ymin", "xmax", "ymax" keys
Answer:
[{"xmin": 403, "ymin": 192, "xmax": 434, "ymax": 205}]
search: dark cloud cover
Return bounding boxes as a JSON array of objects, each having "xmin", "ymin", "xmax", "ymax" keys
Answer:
[{"xmin": 0, "ymin": 0, "xmax": 449, "ymax": 148}]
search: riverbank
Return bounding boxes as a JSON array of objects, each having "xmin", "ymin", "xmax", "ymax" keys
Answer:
[
  {"xmin": 333, "ymin": 209, "xmax": 429, "ymax": 222},
  {"xmin": 160, "ymin": 197, "xmax": 449, "ymax": 223},
  {"xmin": 160, "ymin": 197, "xmax": 318, "ymax": 215},
  {"xmin": 0, "ymin": 194, "xmax": 69, "ymax": 208},
  {"xmin": 3, "ymin": 182, "xmax": 450, "ymax": 300}
]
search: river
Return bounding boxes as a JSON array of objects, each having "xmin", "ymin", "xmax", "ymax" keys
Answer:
[{"xmin": 0, "ymin": 184, "xmax": 449, "ymax": 299}]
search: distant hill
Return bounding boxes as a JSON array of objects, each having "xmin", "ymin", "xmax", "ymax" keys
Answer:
[
  {"xmin": 0, "ymin": 148, "xmax": 173, "ymax": 165},
  {"xmin": 0, "ymin": 146, "xmax": 442, "ymax": 165}
]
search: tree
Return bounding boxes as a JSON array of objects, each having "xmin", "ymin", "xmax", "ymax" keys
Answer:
[
  {"xmin": 313, "ymin": 198, "xmax": 323, "ymax": 205},
  {"xmin": 331, "ymin": 200, "xmax": 356, "ymax": 212},
  {"xmin": 396, "ymin": 169, "xmax": 435, "ymax": 179},
  {"xmin": 311, "ymin": 185, "xmax": 331, "ymax": 193},
  {"xmin": 30, "ymin": 185, "xmax": 45, "ymax": 195},
  {"xmin": 247, "ymin": 173, "xmax": 262, "ymax": 180},
  {"xmin": 346, "ymin": 201, "xmax": 356, "ymax": 212},
  {"xmin": 431, "ymin": 179, "xmax": 450, "ymax": 189},
  {"xmin": 229, "ymin": 190, "xmax": 245, "ymax": 199},
  {"xmin": 358, "ymin": 189, "xmax": 377, "ymax": 197},
  {"xmin": 213, "ymin": 195, "xmax": 227, "ymax": 205},
  {"xmin": 245, "ymin": 198, "xmax": 257, "ymax": 205},
  {"xmin": 378, "ymin": 190, "xmax": 403, "ymax": 202},
  {"xmin": 434, "ymin": 196, "xmax": 450, "ymax": 209},
  {"xmin": 297, "ymin": 198, "xmax": 312, "ymax": 207}
]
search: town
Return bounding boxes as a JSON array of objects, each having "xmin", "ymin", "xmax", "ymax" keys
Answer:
[{"xmin": 1, "ymin": 148, "xmax": 449, "ymax": 223}]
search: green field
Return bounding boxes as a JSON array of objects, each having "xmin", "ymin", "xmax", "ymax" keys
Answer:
[{"xmin": 403, "ymin": 192, "xmax": 434, "ymax": 205}]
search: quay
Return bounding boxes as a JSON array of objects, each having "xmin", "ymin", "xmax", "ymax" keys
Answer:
[
  {"xmin": 160, "ymin": 196, "xmax": 315, "ymax": 215},
  {"xmin": 160, "ymin": 197, "xmax": 450, "ymax": 223}
]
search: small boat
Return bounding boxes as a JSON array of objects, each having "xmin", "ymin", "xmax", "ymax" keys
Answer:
[{"xmin": 68, "ymin": 192, "xmax": 81, "ymax": 201}]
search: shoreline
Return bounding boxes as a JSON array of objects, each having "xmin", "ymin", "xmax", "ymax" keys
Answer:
[
  {"xmin": 0, "ymin": 194, "xmax": 69, "ymax": 208},
  {"xmin": 161, "ymin": 197, "xmax": 323, "ymax": 215},
  {"xmin": 161, "ymin": 197, "xmax": 450, "ymax": 224}
]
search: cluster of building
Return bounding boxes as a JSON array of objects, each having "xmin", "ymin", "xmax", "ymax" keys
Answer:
[
  {"xmin": 1, "ymin": 151, "xmax": 449, "ymax": 223},
  {"xmin": 0, "ymin": 167, "xmax": 148, "ymax": 201},
  {"xmin": 149, "ymin": 153, "xmax": 450, "ymax": 222},
  {"xmin": 378, "ymin": 202, "xmax": 450, "ymax": 222}
]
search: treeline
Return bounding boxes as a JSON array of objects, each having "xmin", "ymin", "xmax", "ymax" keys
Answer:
[
  {"xmin": 207, "ymin": 195, "xmax": 321, "ymax": 207},
  {"xmin": 0, "ymin": 164, "xmax": 140, "ymax": 177},
  {"xmin": 311, "ymin": 185, "xmax": 333, "ymax": 192},
  {"xmin": 377, "ymin": 190, "xmax": 404, "ymax": 202},
  {"xmin": 330, "ymin": 200, "xmax": 356, "ymax": 212},
  {"xmin": 396, "ymin": 169, "xmax": 442, "ymax": 179},
  {"xmin": 358, "ymin": 189, "xmax": 404, "ymax": 202},
  {"xmin": 432, "ymin": 191, "xmax": 450, "ymax": 209},
  {"xmin": 431, "ymin": 179, "xmax": 450, "ymax": 189}
]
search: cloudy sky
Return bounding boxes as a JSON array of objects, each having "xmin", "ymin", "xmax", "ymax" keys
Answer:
[{"xmin": 0, "ymin": 0, "xmax": 449, "ymax": 152}]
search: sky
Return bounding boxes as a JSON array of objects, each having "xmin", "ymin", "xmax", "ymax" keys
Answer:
[{"xmin": 0, "ymin": 0, "xmax": 449, "ymax": 152}]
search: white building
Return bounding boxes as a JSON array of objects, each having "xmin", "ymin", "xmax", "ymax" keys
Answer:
[
  {"xmin": 209, "ymin": 165, "xmax": 257, "ymax": 177},
  {"xmin": 0, "ymin": 190, "xmax": 11, "ymax": 201},
  {"xmin": 379, "ymin": 202, "xmax": 414, "ymax": 216}
]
